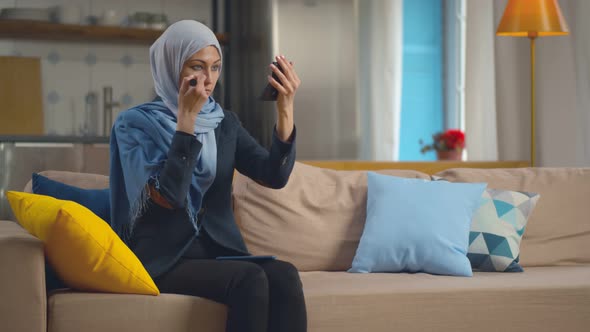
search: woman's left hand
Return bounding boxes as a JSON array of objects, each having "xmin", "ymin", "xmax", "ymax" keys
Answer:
[{"xmin": 268, "ymin": 55, "xmax": 300, "ymax": 141}]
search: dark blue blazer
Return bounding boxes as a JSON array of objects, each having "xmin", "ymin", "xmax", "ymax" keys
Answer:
[{"xmin": 128, "ymin": 110, "xmax": 296, "ymax": 278}]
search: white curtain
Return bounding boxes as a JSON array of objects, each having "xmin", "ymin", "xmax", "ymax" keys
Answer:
[
  {"xmin": 464, "ymin": 0, "xmax": 499, "ymax": 161},
  {"xmin": 357, "ymin": 0, "xmax": 403, "ymax": 160}
]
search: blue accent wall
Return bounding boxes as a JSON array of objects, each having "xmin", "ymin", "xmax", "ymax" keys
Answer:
[{"xmin": 399, "ymin": 0, "xmax": 443, "ymax": 160}]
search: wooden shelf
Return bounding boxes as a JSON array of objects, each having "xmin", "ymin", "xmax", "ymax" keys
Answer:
[
  {"xmin": 300, "ymin": 161, "xmax": 531, "ymax": 174},
  {"xmin": 0, "ymin": 19, "xmax": 228, "ymax": 45}
]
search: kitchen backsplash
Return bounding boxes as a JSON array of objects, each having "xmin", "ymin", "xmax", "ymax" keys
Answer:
[{"xmin": 0, "ymin": 0, "xmax": 212, "ymax": 136}]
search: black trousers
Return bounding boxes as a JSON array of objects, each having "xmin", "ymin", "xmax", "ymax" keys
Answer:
[{"xmin": 154, "ymin": 230, "xmax": 307, "ymax": 332}]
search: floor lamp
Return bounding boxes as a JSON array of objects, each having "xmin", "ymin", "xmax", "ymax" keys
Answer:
[{"xmin": 496, "ymin": 0, "xmax": 569, "ymax": 167}]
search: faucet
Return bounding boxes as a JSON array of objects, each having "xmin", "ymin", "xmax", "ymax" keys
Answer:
[{"xmin": 103, "ymin": 86, "xmax": 120, "ymax": 136}]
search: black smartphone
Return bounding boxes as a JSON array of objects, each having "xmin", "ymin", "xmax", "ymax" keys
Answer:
[{"xmin": 259, "ymin": 61, "xmax": 283, "ymax": 101}]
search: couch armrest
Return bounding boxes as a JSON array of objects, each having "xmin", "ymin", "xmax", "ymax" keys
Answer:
[{"xmin": 0, "ymin": 220, "xmax": 46, "ymax": 332}]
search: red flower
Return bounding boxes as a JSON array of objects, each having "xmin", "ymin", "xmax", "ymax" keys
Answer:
[
  {"xmin": 441, "ymin": 129, "xmax": 465, "ymax": 150},
  {"xmin": 420, "ymin": 129, "xmax": 465, "ymax": 154}
]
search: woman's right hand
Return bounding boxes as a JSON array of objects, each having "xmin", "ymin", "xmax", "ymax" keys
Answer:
[{"xmin": 177, "ymin": 73, "xmax": 208, "ymax": 134}]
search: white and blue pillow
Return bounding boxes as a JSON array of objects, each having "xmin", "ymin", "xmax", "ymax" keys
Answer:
[
  {"xmin": 348, "ymin": 172, "xmax": 487, "ymax": 277},
  {"xmin": 467, "ymin": 188, "xmax": 540, "ymax": 272},
  {"xmin": 431, "ymin": 175, "xmax": 540, "ymax": 272}
]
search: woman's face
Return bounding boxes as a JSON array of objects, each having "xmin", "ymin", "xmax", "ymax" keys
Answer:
[{"xmin": 179, "ymin": 46, "xmax": 221, "ymax": 97}]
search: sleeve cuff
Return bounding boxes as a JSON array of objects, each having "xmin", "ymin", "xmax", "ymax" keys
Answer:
[
  {"xmin": 272, "ymin": 125, "xmax": 296, "ymax": 154},
  {"xmin": 170, "ymin": 131, "xmax": 202, "ymax": 161}
]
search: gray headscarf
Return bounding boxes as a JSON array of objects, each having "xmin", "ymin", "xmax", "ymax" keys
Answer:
[{"xmin": 149, "ymin": 20, "xmax": 223, "ymax": 116}]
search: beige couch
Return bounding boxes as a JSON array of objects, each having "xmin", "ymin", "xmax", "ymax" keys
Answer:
[{"xmin": 1, "ymin": 162, "xmax": 589, "ymax": 332}]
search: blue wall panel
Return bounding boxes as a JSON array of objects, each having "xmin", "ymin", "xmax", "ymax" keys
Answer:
[{"xmin": 399, "ymin": 0, "xmax": 443, "ymax": 160}]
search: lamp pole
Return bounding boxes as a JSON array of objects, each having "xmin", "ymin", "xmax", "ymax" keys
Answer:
[
  {"xmin": 496, "ymin": 0, "xmax": 569, "ymax": 168},
  {"xmin": 529, "ymin": 32, "xmax": 537, "ymax": 167}
]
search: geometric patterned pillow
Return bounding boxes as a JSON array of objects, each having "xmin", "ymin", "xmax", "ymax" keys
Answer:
[
  {"xmin": 468, "ymin": 188, "xmax": 540, "ymax": 272},
  {"xmin": 432, "ymin": 176, "xmax": 540, "ymax": 272}
]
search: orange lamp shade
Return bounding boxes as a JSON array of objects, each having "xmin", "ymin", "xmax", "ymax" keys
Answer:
[{"xmin": 496, "ymin": 0, "xmax": 569, "ymax": 37}]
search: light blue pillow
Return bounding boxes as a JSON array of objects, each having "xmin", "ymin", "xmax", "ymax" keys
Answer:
[{"xmin": 348, "ymin": 172, "xmax": 487, "ymax": 277}]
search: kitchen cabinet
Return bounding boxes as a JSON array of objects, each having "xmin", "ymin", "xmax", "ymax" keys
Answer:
[{"xmin": 0, "ymin": 56, "xmax": 44, "ymax": 135}]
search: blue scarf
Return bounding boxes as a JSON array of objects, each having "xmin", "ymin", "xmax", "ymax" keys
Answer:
[{"xmin": 109, "ymin": 97, "xmax": 224, "ymax": 241}]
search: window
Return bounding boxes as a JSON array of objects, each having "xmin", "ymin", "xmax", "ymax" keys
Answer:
[
  {"xmin": 398, "ymin": 0, "xmax": 465, "ymax": 161},
  {"xmin": 399, "ymin": 0, "xmax": 443, "ymax": 161}
]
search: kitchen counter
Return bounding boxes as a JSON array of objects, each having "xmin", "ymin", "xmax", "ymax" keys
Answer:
[
  {"xmin": 0, "ymin": 135, "xmax": 109, "ymax": 144},
  {"xmin": 0, "ymin": 137, "xmax": 111, "ymax": 220}
]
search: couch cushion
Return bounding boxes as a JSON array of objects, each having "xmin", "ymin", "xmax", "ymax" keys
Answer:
[
  {"xmin": 301, "ymin": 266, "xmax": 590, "ymax": 332},
  {"xmin": 24, "ymin": 170, "xmax": 109, "ymax": 193},
  {"xmin": 233, "ymin": 162, "xmax": 431, "ymax": 271},
  {"xmin": 434, "ymin": 168, "xmax": 590, "ymax": 267},
  {"xmin": 48, "ymin": 292, "xmax": 226, "ymax": 332},
  {"xmin": 47, "ymin": 267, "xmax": 590, "ymax": 332}
]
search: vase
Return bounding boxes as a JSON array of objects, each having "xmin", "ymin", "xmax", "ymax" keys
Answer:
[{"xmin": 436, "ymin": 150, "xmax": 463, "ymax": 161}]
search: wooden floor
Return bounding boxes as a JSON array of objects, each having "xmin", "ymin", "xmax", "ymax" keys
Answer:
[{"xmin": 299, "ymin": 160, "xmax": 530, "ymax": 175}]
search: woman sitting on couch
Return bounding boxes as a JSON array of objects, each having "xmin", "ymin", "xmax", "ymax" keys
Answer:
[{"xmin": 109, "ymin": 20, "xmax": 306, "ymax": 332}]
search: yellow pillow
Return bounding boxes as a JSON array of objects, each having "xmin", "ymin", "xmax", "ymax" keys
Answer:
[{"xmin": 6, "ymin": 191, "xmax": 159, "ymax": 295}]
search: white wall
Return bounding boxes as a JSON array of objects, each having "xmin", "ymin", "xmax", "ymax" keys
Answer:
[
  {"xmin": 572, "ymin": 0, "xmax": 590, "ymax": 166},
  {"xmin": 493, "ymin": 0, "xmax": 586, "ymax": 166},
  {"xmin": 0, "ymin": 0, "xmax": 211, "ymax": 136},
  {"xmin": 276, "ymin": 0, "xmax": 358, "ymax": 159}
]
